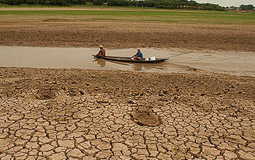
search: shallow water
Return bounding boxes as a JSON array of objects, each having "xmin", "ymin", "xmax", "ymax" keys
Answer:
[{"xmin": 0, "ymin": 46, "xmax": 255, "ymax": 77}]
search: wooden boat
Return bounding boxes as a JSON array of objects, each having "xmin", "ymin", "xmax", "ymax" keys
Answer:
[{"xmin": 93, "ymin": 55, "xmax": 168, "ymax": 63}]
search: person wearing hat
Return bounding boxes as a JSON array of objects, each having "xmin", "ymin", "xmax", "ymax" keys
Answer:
[
  {"xmin": 97, "ymin": 45, "xmax": 106, "ymax": 57},
  {"xmin": 134, "ymin": 49, "xmax": 143, "ymax": 60}
]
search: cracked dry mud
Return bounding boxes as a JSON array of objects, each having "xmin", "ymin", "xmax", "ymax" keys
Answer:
[{"xmin": 0, "ymin": 67, "xmax": 255, "ymax": 160}]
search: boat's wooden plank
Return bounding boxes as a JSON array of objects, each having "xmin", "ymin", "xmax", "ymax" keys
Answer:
[{"xmin": 93, "ymin": 55, "xmax": 168, "ymax": 63}]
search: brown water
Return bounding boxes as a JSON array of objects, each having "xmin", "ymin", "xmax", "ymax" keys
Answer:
[{"xmin": 0, "ymin": 46, "xmax": 255, "ymax": 77}]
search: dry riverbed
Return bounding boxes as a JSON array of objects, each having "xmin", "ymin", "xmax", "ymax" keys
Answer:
[
  {"xmin": 0, "ymin": 67, "xmax": 255, "ymax": 159},
  {"xmin": 0, "ymin": 17, "xmax": 255, "ymax": 52},
  {"xmin": 1, "ymin": 8, "xmax": 255, "ymax": 160}
]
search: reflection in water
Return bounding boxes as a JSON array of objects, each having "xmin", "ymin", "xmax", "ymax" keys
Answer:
[
  {"xmin": 2, "ymin": 46, "xmax": 254, "ymax": 76},
  {"xmin": 105, "ymin": 60, "xmax": 129, "ymax": 66},
  {"xmin": 94, "ymin": 59, "xmax": 106, "ymax": 67},
  {"xmin": 93, "ymin": 57, "xmax": 167, "ymax": 72}
]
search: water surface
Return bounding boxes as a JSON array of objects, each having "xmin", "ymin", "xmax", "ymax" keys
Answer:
[{"xmin": 0, "ymin": 46, "xmax": 255, "ymax": 77}]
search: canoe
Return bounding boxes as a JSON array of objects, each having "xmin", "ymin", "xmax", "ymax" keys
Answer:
[{"xmin": 93, "ymin": 55, "xmax": 168, "ymax": 63}]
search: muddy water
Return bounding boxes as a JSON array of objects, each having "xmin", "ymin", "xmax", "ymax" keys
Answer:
[{"xmin": 0, "ymin": 46, "xmax": 255, "ymax": 77}]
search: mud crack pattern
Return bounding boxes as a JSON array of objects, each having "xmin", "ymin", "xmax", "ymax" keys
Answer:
[{"xmin": 0, "ymin": 68, "xmax": 255, "ymax": 160}]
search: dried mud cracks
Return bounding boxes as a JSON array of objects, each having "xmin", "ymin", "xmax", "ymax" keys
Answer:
[
  {"xmin": 130, "ymin": 106, "xmax": 161, "ymax": 127},
  {"xmin": 0, "ymin": 68, "xmax": 255, "ymax": 160}
]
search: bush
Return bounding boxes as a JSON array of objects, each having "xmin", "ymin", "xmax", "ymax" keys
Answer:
[
  {"xmin": 240, "ymin": 4, "xmax": 254, "ymax": 11},
  {"xmin": 67, "ymin": 0, "xmax": 86, "ymax": 4},
  {"xmin": 108, "ymin": 0, "xmax": 129, "ymax": 6},
  {"xmin": 0, "ymin": 0, "xmax": 86, "ymax": 5},
  {"xmin": 37, "ymin": 0, "xmax": 47, "ymax": 5},
  {"xmin": 26, "ymin": 0, "xmax": 35, "ymax": 4},
  {"xmin": 2, "ymin": 0, "xmax": 26, "ymax": 5},
  {"xmin": 0, "ymin": 0, "xmax": 225, "ymax": 10},
  {"xmin": 106, "ymin": 0, "xmax": 226, "ymax": 11},
  {"xmin": 93, "ymin": 0, "xmax": 104, "ymax": 5}
]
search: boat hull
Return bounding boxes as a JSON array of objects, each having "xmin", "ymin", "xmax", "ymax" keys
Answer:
[{"xmin": 93, "ymin": 55, "xmax": 168, "ymax": 63}]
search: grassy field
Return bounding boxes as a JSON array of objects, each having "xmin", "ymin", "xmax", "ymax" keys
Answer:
[{"xmin": 0, "ymin": 5, "xmax": 254, "ymax": 24}]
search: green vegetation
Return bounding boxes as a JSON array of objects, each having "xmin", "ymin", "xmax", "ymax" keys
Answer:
[
  {"xmin": 240, "ymin": 4, "xmax": 254, "ymax": 11},
  {"xmin": 0, "ymin": 0, "xmax": 226, "ymax": 11},
  {"xmin": 0, "ymin": 0, "xmax": 86, "ymax": 5},
  {"xmin": 0, "ymin": 9, "xmax": 254, "ymax": 25},
  {"xmin": 92, "ymin": 0, "xmax": 104, "ymax": 5},
  {"xmin": 107, "ymin": 0, "xmax": 226, "ymax": 11}
]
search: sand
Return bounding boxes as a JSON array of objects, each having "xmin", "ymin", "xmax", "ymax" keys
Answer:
[{"xmin": 0, "ymin": 17, "xmax": 254, "ymax": 52}]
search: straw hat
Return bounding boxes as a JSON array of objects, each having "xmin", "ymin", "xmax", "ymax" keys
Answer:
[{"xmin": 99, "ymin": 45, "xmax": 104, "ymax": 48}]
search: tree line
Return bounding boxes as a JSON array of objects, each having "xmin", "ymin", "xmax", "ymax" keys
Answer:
[
  {"xmin": 0, "ymin": 0, "xmax": 228, "ymax": 11},
  {"xmin": 107, "ymin": 0, "xmax": 225, "ymax": 11},
  {"xmin": 239, "ymin": 4, "xmax": 254, "ymax": 11},
  {"xmin": 0, "ymin": 0, "xmax": 86, "ymax": 5}
]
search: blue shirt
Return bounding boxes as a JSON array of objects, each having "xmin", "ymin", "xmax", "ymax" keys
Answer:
[{"xmin": 137, "ymin": 51, "xmax": 143, "ymax": 60}]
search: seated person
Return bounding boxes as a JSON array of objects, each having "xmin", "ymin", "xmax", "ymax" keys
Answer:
[
  {"xmin": 134, "ymin": 49, "xmax": 143, "ymax": 60},
  {"xmin": 96, "ymin": 45, "xmax": 106, "ymax": 57}
]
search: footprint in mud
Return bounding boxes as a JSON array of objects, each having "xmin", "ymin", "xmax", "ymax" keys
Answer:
[
  {"xmin": 36, "ymin": 88, "xmax": 56, "ymax": 100},
  {"xmin": 130, "ymin": 106, "xmax": 161, "ymax": 127}
]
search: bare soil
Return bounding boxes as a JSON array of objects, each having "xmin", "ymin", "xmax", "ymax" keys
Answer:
[
  {"xmin": 1, "ymin": 10, "xmax": 255, "ymax": 159},
  {"xmin": 0, "ymin": 67, "xmax": 255, "ymax": 159},
  {"xmin": 0, "ymin": 16, "xmax": 254, "ymax": 51}
]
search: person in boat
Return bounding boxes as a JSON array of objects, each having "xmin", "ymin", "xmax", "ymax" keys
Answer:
[
  {"xmin": 134, "ymin": 49, "xmax": 143, "ymax": 60},
  {"xmin": 96, "ymin": 45, "xmax": 106, "ymax": 57}
]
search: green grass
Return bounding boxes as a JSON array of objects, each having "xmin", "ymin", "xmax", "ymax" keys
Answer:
[{"xmin": 0, "ymin": 5, "xmax": 254, "ymax": 24}]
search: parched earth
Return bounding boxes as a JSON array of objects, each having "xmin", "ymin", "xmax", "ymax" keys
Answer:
[
  {"xmin": 0, "ymin": 67, "xmax": 255, "ymax": 159},
  {"xmin": 1, "ymin": 8, "xmax": 255, "ymax": 160},
  {"xmin": 0, "ymin": 16, "xmax": 255, "ymax": 52}
]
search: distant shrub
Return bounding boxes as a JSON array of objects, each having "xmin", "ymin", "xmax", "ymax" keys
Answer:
[
  {"xmin": 240, "ymin": 4, "xmax": 254, "ymax": 11},
  {"xmin": 26, "ymin": 0, "xmax": 36, "ymax": 4},
  {"xmin": 93, "ymin": 0, "xmax": 104, "ymax": 5},
  {"xmin": 1, "ymin": 0, "xmax": 26, "ymax": 5},
  {"xmin": 0, "ymin": 0, "xmax": 226, "ymax": 11},
  {"xmin": 107, "ymin": 0, "xmax": 226, "ymax": 11},
  {"xmin": 108, "ymin": 0, "xmax": 129, "ymax": 6},
  {"xmin": 0, "ymin": 0, "xmax": 86, "ymax": 5}
]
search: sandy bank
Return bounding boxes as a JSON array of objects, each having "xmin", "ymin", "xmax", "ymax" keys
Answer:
[{"xmin": 0, "ymin": 20, "xmax": 254, "ymax": 52}]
